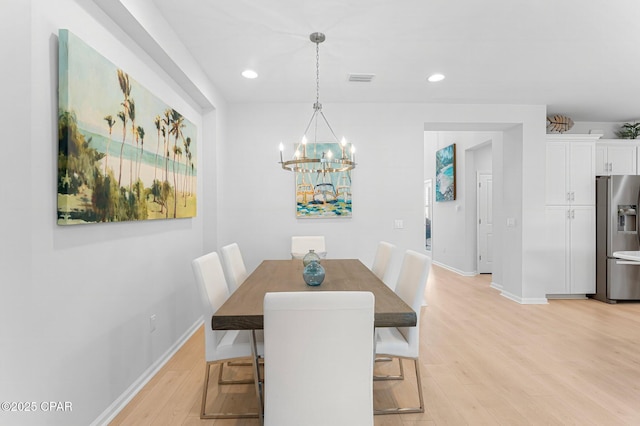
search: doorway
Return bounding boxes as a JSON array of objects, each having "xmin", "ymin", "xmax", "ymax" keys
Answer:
[
  {"xmin": 424, "ymin": 179, "xmax": 432, "ymax": 251},
  {"xmin": 477, "ymin": 172, "xmax": 493, "ymax": 273}
]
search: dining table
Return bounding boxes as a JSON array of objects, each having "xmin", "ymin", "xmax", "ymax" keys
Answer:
[{"xmin": 210, "ymin": 258, "xmax": 417, "ymax": 423}]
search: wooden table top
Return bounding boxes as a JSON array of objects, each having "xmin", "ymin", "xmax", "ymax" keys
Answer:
[{"xmin": 211, "ymin": 259, "xmax": 417, "ymax": 330}]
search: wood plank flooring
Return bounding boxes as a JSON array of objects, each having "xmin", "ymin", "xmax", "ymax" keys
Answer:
[{"xmin": 110, "ymin": 265, "xmax": 640, "ymax": 425}]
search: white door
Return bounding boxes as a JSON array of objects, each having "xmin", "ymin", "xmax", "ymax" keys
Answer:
[
  {"xmin": 607, "ymin": 145, "xmax": 637, "ymax": 175},
  {"xmin": 477, "ymin": 173, "xmax": 493, "ymax": 273},
  {"xmin": 569, "ymin": 205, "xmax": 596, "ymax": 294},
  {"xmin": 545, "ymin": 142, "xmax": 568, "ymax": 205},
  {"xmin": 569, "ymin": 142, "xmax": 596, "ymax": 205},
  {"xmin": 595, "ymin": 144, "xmax": 608, "ymax": 176}
]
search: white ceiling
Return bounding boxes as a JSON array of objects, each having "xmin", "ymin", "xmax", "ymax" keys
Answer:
[{"xmin": 150, "ymin": 0, "xmax": 640, "ymax": 122}]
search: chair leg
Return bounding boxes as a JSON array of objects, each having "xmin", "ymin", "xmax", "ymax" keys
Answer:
[
  {"xmin": 374, "ymin": 358, "xmax": 424, "ymax": 415},
  {"xmin": 218, "ymin": 360, "xmax": 254, "ymax": 385},
  {"xmin": 200, "ymin": 361, "xmax": 259, "ymax": 419},
  {"xmin": 373, "ymin": 356, "xmax": 404, "ymax": 381}
]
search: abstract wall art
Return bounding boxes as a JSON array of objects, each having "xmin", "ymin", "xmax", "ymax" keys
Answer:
[
  {"xmin": 57, "ymin": 29, "xmax": 197, "ymax": 225},
  {"xmin": 435, "ymin": 143, "xmax": 456, "ymax": 202}
]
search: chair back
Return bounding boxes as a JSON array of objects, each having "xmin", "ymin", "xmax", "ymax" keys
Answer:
[
  {"xmin": 371, "ymin": 241, "xmax": 395, "ymax": 282},
  {"xmin": 394, "ymin": 250, "xmax": 431, "ymax": 358},
  {"xmin": 263, "ymin": 291, "xmax": 375, "ymax": 426},
  {"xmin": 291, "ymin": 235, "xmax": 326, "ymax": 259},
  {"xmin": 221, "ymin": 243, "xmax": 248, "ymax": 293},
  {"xmin": 192, "ymin": 252, "xmax": 250, "ymax": 362}
]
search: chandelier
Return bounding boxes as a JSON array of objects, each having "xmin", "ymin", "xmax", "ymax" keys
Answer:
[{"xmin": 279, "ymin": 32, "xmax": 356, "ymax": 173}]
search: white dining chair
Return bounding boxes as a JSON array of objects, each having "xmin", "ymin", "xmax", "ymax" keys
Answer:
[
  {"xmin": 263, "ymin": 291, "xmax": 375, "ymax": 426},
  {"xmin": 221, "ymin": 242, "xmax": 249, "ymax": 293},
  {"xmin": 291, "ymin": 235, "xmax": 326, "ymax": 259},
  {"xmin": 191, "ymin": 251, "xmax": 263, "ymax": 419},
  {"xmin": 374, "ymin": 249, "xmax": 431, "ymax": 415},
  {"xmin": 371, "ymin": 241, "xmax": 396, "ymax": 284}
]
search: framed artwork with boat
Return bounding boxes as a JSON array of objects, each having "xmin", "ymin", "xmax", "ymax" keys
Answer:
[
  {"xmin": 435, "ymin": 144, "xmax": 456, "ymax": 201},
  {"xmin": 294, "ymin": 142, "xmax": 352, "ymax": 218}
]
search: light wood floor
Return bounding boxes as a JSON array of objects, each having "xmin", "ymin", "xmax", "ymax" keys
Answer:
[{"xmin": 110, "ymin": 265, "xmax": 640, "ymax": 425}]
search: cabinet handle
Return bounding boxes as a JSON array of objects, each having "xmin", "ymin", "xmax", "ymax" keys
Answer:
[
  {"xmin": 567, "ymin": 192, "xmax": 571, "ymax": 201},
  {"xmin": 609, "ymin": 162, "xmax": 613, "ymax": 172},
  {"xmin": 567, "ymin": 210, "xmax": 571, "ymax": 219},
  {"xmin": 571, "ymin": 210, "xmax": 575, "ymax": 219},
  {"xmin": 571, "ymin": 192, "xmax": 575, "ymax": 201}
]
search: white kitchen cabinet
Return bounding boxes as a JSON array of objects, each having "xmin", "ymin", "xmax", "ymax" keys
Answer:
[
  {"xmin": 545, "ymin": 139, "xmax": 595, "ymax": 205},
  {"xmin": 545, "ymin": 134, "xmax": 599, "ymax": 297},
  {"xmin": 595, "ymin": 141, "xmax": 637, "ymax": 175},
  {"xmin": 545, "ymin": 205, "xmax": 595, "ymax": 295}
]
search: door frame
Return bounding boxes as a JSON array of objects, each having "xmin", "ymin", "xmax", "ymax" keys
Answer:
[{"xmin": 477, "ymin": 171, "xmax": 492, "ymax": 273}]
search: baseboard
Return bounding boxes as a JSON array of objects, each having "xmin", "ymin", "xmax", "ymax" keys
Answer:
[
  {"xmin": 546, "ymin": 294, "xmax": 589, "ymax": 300},
  {"xmin": 490, "ymin": 281, "xmax": 503, "ymax": 291},
  {"xmin": 91, "ymin": 317, "xmax": 204, "ymax": 426},
  {"xmin": 431, "ymin": 260, "xmax": 477, "ymax": 277},
  {"xmin": 500, "ymin": 290, "xmax": 548, "ymax": 305}
]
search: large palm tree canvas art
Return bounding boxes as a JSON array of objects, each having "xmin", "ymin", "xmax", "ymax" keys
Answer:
[{"xmin": 57, "ymin": 30, "xmax": 197, "ymax": 225}]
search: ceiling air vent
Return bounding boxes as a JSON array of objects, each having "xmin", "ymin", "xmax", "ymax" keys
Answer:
[{"xmin": 348, "ymin": 73, "xmax": 375, "ymax": 83}]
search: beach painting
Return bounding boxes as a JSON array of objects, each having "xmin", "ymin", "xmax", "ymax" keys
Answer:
[
  {"xmin": 57, "ymin": 30, "xmax": 197, "ymax": 225},
  {"xmin": 435, "ymin": 144, "xmax": 456, "ymax": 201},
  {"xmin": 295, "ymin": 142, "xmax": 352, "ymax": 218}
]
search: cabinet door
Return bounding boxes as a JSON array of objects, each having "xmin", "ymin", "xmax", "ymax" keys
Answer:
[
  {"xmin": 546, "ymin": 143, "xmax": 569, "ymax": 205},
  {"xmin": 608, "ymin": 145, "xmax": 636, "ymax": 175},
  {"xmin": 595, "ymin": 144, "xmax": 608, "ymax": 176},
  {"xmin": 569, "ymin": 205, "xmax": 595, "ymax": 294},
  {"xmin": 545, "ymin": 206, "xmax": 569, "ymax": 294},
  {"xmin": 569, "ymin": 142, "xmax": 595, "ymax": 205}
]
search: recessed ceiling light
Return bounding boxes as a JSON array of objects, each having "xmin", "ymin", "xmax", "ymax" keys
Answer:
[
  {"xmin": 242, "ymin": 69, "xmax": 258, "ymax": 79},
  {"xmin": 427, "ymin": 73, "xmax": 445, "ymax": 82}
]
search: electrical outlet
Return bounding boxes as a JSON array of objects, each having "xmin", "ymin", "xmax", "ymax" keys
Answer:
[
  {"xmin": 394, "ymin": 219, "xmax": 404, "ymax": 229},
  {"xmin": 150, "ymin": 314, "xmax": 157, "ymax": 333}
]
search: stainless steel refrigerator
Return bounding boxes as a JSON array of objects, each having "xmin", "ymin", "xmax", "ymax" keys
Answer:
[{"xmin": 595, "ymin": 175, "xmax": 640, "ymax": 303}]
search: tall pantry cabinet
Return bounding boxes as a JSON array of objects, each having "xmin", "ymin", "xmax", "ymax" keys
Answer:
[{"xmin": 545, "ymin": 134, "xmax": 601, "ymax": 296}]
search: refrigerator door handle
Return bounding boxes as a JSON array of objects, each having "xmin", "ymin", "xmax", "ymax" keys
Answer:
[{"xmin": 616, "ymin": 260, "xmax": 640, "ymax": 266}]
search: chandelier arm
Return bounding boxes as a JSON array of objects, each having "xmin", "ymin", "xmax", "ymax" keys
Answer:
[
  {"xmin": 296, "ymin": 108, "xmax": 320, "ymax": 158},
  {"xmin": 302, "ymin": 108, "xmax": 320, "ymax": 136},
  {"xmin": 318, "ymin": 110, "xmax": 342, "ymax": 145}
]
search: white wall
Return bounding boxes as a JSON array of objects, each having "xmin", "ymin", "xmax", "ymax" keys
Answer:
[
  {"xmin": 0, "ymin": 1, "xmax": 219, "ymax": 424},
  {"xmin": 570, "ymin": 121, "xmax": 622, "ymax": 139},
  {"xmin": 220, "ymin": 103, "xmax": 426, "ymax": 281},
  {"xmin": 424, "ymin": 131, "xmax": 498, "ymax": 275},
  {"xmin": 220, "ymin": 103, "xmax": 547, "ymax": 303}
]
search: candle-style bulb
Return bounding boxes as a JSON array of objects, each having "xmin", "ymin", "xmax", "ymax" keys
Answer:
[
  {"xmin": 341, "ymin": 137, "xmax": 347, "ymax": 147},
  {"xmin": 279, "ymin": 142, "xmax": 284, "ymax": 152}
]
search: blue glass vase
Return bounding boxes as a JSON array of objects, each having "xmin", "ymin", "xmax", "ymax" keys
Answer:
[
  {"xmin": 303, "ymin": 260, "xmax": 325, "ymax": 286},
  {"xmin": 302, "ymin": 249, "xmax": 321, "ymax": 266}
]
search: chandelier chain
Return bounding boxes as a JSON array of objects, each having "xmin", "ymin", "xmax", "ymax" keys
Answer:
[{"xmin": 315, "ymin": 41, "xmax": 320, "ymax": 106}]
